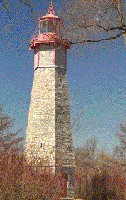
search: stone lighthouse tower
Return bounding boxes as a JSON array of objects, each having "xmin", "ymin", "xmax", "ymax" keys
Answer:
[{"xmin": 25, "ymin": 2, "xmax": 75, "ymax": 199}]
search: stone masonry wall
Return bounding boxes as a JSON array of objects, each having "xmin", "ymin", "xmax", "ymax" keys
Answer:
[
  {"xmin": 25, "ymin": 44, "xmax": 75, "ymax": 171},
  {"xmin": 25, "ymin": 67, "xmax": 56, "ymax": 167},
  {"xmin": 55, "ymin": 46, "xmax": 75, "ymax": 167}
]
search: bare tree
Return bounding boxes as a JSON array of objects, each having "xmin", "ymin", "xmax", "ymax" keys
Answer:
[
  {"xmin": 0, "ymin": 0, "xmax": 34, "ymax": 19},
  {"xmin": 0, "ymin": 106, "xmax": 23, "ymax": 152},
  {"xmin": 59, "ymin": 0, "xmax": 126, "ymax": 44},
  {"xmin": 75, "ymin": 147, "xmax": 126, "ymax": 199},
  {"xmin": 114, "ymin": 124, "xmax": 126, "ymax": 167},
  {"xmin": 0, "ymin": 106, "xmax": 24, "ymax": 199},
  {"xmin": 75, "ymin": 137, "xmax": 99, "ymax": 171}
]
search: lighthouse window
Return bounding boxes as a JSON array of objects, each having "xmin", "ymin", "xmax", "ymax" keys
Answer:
[
  {"xmin": 56, "ymin": 23, "xmax": 60, "ymax": 33},
  {"xmin": 39, "ymin": 21, "xmax": 47, "ymax": 34},
  {"xmin": 39, "ymin": 22, "xmax": 43, "ymax": 34},
  {"xmin": 48, "ymin": 20, "xmax": 55, "ymax": 32}
]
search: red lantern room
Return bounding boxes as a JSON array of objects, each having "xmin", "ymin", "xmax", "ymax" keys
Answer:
[{"xmin": 30, "ymin": 2, "xmax": 70, "ymax": 49}]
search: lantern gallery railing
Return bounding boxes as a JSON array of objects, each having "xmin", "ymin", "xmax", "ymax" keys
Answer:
[{"xmin": 29, "ymin": 32, "xmax": 71, "ymax": 49}]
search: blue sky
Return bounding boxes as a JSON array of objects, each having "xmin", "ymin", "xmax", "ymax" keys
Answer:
[{"xmin": 0, "ymin": 0, "xmax": 126, "ymax": 154}]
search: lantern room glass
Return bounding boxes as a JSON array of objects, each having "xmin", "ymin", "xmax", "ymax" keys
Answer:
[
  {"xmin": 39, "ymin": 19, "xmax": 61, "ymax": 34},
  {"xmin": 39, "ymin": 21, "xmax": 47, "ymax": 34}
]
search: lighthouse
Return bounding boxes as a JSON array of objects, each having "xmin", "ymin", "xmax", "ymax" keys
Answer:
[{"xmin": 25, "ymin": 2, "xmax": 75, "ymax": 199}]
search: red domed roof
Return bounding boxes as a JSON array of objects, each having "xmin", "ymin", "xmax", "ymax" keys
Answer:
[{"xmin": 39, "ymin": 4, "xmax": 60, "ymax": 21}]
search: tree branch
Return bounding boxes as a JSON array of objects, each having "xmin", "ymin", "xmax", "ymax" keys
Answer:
[
  {"xmin": 71, "ymin": 32, "xmax": 123, "ymax": 44},
  {"xmin": 21, "ymin": 0, "xmax": 33, "ymax": 12},
  {"xmin": 0, "ymin": 0, "xmax": 11, "ymax": 19},
  {"xmin": 105, "ymin": 0, "xmax": 125, "ymax": 26},
  {"xmin": 83, "ymin": 24, "xmax": 126, "ymax": 32}
]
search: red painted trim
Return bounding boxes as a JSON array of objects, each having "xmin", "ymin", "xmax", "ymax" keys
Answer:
[
  {"xmin": 39, "ymin": 17, "xmax": 61, "ymax": 21},
  {"xmin": 29, "ymin": 38, "xmax": 71, "ymax": 50}
]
